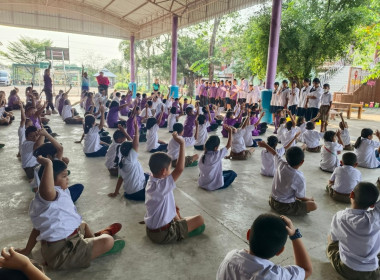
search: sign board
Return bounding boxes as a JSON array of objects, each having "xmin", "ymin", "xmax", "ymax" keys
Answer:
[
  {"xmin": 347, "ymin": 67, "xmax": 364, "ymax": 93},
  {"xmin": 45, "ymin": 47, "xmax": 70, "ymax": 61},
  {"xmin": 39, "ymin": 62, "xmax": 49, "ymax": 69}
]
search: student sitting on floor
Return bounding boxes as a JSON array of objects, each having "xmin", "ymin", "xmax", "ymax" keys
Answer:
[
  {"xmin": 202, "ymin": 105, "xmax": 218, "ymax": 132},
  {"xmin": 21, "ymin": 126, "xmax": 45, "ymax": 181},
  {"xmin": 106, "ymin": 100, "xmax": 128, "ymax": 128},
  {"xmin": 83, "ymin": 106, "xmax": 109, "ymax": 157},
  {"xmin": 354, "ymin": 128, "xmax": 380, "ymax": 169},
  {"xmin": 338, "ymin": 112, "xmax": 353, "ymax": 150},
  {"xmin": 226, "ymin": 115, "xmax": 255, "ymax": 160},
  {"xmin": 17, "ymin": 101, "xmax": 33, "ymax": 158},
  {"xmin": 194, "ymin": 113, "xmax": 210, "ymax": 151},
  {"xmin": 320, "ymin": 130, "xmax": 344, "ymax": 172},
  {"xmin": 62, "ymin": 99, "xmax": 83, "ymax": 125},
  {"xmin": 144, "ymin": 135, "xmax": 205, "ymax": 244},
  {"xmin": 282, "ymin": 111, "xmax": 298, "ymax": 149},
  {"xmin": 258, "ymin": 142, "xmax": 317, "ymax": 216},
  {"xmin": 183, "ymin": 103, "xmax": 200, "ymax": 138},
  {"xmin": 126, "ymin": 106, "xmax": 146, "ymax": 142},
  {"xmin": 327, "ymin": 182, "xmax": 380, "ymax": 279},
  {"xmin": 145, "ymin": 111, "xmax": 168, "ymax": 153},
  {"xmin": 105, "ymin": 125, "xmax": 131, "ymax": 177},
  {"xmin": 198, "ymin": 127, "xmax": 237, "ymax": 191},
  {"xmin": 167, "ymin": 123, "xmax": 199, "ymax": 168},
  {"xmin": 300, "ymin": 121, "xmax": 324, "ymax": 153},
  {"xmin": 168, "ymin": 106, "xmax": 180, "ymax": 133},
  {"xmin": 108, "ymin": 120, "xmax": 149, "ymax": 201},
  {"xmin": 276, "ymin": 117, "xmax": 287, "ymax": 143},
  {"xmin": 217, "ymin": 214, "xmax": 312, "ymax": 280},
  {"xmin": 242, "ymin": 112, "xmax": 265, "ymax": 148},
  {"xmin": 17, "ymin": 156, "xmax": 125, "ymax": 270},
  {"xmin": 260, "ymin": 132, "xmax": 300, "ymax": 177},
  {"xmin": 221, "ymin": 110, "xmax": 242, "ymax": 138},
  {"xmin": 326, "ymin": 152, "xmax": 361, "ymax": 203}
]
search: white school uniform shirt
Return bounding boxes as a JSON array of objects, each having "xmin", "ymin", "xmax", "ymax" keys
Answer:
[
  {"xmin": 231, "ymin": 128, "xmax": 246, "ymax": 153},
  {"xmin": 61, "ymin": 105, "xmax": 72, "ymax": 120},
  {"xmin": 278, "ymin": 87, "xmax": 290, "ymax": 107},
  {"xmin": 242, "ymin": 125, "xmax": 255, "ymax": 147},
  {"xmin": 301, "ymin": 130, "xmax": 323, "ymax": 148},
  {"xmin": 320, "ymin": 91, "xmax": 332, "ymax": 105},
  {"xmin": 194, "ymin": 122, "xmax": 209, "ymax": 146},
  {"xmin": 0, "ymin": 106, "xmax": 5, "ymax": 119},
  {"xmin": 320, "ymin": 141, "xmax": 343, "ymax": 172},
  {"xmin": 216, "ymin": 249, "xmax": 305, "ymax": 280},
  {"xmin": 55, "ymin": 95, "xmax": 62, "ymax": 109},
  {"xmin": 29, "ymin": 187, "xmax": 82, "ymax": 242},
  {"xmin": 198, "ymin": 147, "xmax": 228, "ymax": 191},
  {"xmin": 330, "ymin": 165, "xmax": 361, "ymax": 194},
  {"xmin": 282, "ymin": 127, "xmax": 297, "ymax": 148},
  {"xmin": 298, "ymin": 86, "xmax": 311, "ymax": 108},
  {"xmin": 83, "ymin": 126, "xmax": 102, "ymax": 154},
  {"xmin": 139, "ymin": 108, "xmax": 152, "ymax": 118},
  {"xmin": 167, "ymin": 113, "xmax": 178, "ymax": 132},
  {"xmin": 21, "ymin": 140, "xmax": 38, "ymax": 168},
  {"xmin": 277, "ymin": 124, "xmax": 286, "ymax": 143},
  {"xmin": 330, "ymin": 201, "xmax": 380, "ymax": 272},
  {"xmin": 217, "ymin": 106, "xmax": 224, "ymax": 116},
  {"xmin": 167, "ymin": 136, "xmax": 195, "ymax": 161},
  {"xmin": 295, "ymin": 123, "xmax": 306, "ymax": 134},
  {"xmin": 307, "ymin": 86, "xmax": 323, "ymax": 108},
  {"xmin": 260, "ymin": 147, "xmax": 285, "ymax": 177},
  {"xmin": 146, "ymin": 124, "xmax": 160, "ymax": 151},
  {"xmin": 152, "ymin": 99, "xmax": 162, "ymax": 110},
  {"xmin": 18, "ymin": 125, "xmax": 25, "ymax": 152},
  {"xmin": 355, "ymin": 138, "xmax": 380, "ymax": 168},
  {"xmin": 270, "ymin": 89, "xmax": 279, "ymax": 106},
  {"xmin": 340, "ymin": 128, "xmax": 351, "ymax": 146},
  {"xmin": 144, "ymin": 174, "xmax": 176, "ymax": 229},
  {"xmin": 119, "ymin": 149, "xmax": 146, "ymax": 194},
  {"xmin": 271, "ymin": 154, "xmax": 306, "ymax": 203},
  {"xmin": 104, "ymin": 141, "xmax": 120, "ymax": 169},
  {"xmin": 234, "ymin": 104, "xmax": 241, "ymax": 117},
  {"xmin": 287, "ymin": 88, "xmax": 299, "ymax": 106}
]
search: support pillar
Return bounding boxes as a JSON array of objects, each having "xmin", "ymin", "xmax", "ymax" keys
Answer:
[
  {"xmin": 262, "ymin": 0, "xmax": 282, "ymax": 124},
  {"xmin": 170, "ymin": 15, "xmax": 179, "ymax": 98},
  {"xmin": 129, "ymin": 35, "xmax": 137, "ymax": 98}
]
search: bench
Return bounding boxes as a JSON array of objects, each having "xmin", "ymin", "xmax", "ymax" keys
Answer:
[{"xmin": 331, "ymin": 102, "xmax": 363, "ymax": 119}]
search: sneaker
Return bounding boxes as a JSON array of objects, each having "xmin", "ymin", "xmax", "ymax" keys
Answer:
[
  {"xmin": 102, "ymin": 239, "xmax": 125, "ymax": 257},
  {"xmin": 52, "ymin": 110, "xmax": 58, "ymax": 114},
  {"xmin": 94, "ymin": 223, "xmax": 122, "ymax": 237}
]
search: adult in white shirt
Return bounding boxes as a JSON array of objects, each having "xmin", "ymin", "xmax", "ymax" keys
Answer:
[
  {"xmin": 305, "ymin": 78, "xmax": 323, "ymax": 121},
  {"xmin": 297, "ymin": 78, "xmax": 311, "ymax": 118}
]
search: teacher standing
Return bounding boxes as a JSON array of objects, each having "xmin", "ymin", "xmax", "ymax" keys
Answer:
[
  {"xmin": 43, "ymin": 62, "xmax": 57, "ymax": 114},
  {"xmin": 96, "ymin": 71, "xmax": 110, "ymax": 95}
]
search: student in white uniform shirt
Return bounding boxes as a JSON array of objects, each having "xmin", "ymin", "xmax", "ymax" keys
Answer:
[
  {"xmin": 270, "ymin": 82, "xmax": 280, "ymax": 121},
  {"xmin": 19, "ymin": 156, "xmax": 125, "ymax": 270},
  {"xmin": 145, "ymin": 112, "xmax": 168, "ymax": 153},
  {"xmin": 226, "ymin": 115, "xmax": 255, "ymax": 160},
  {"xmin": 167, "ymin": 123, "xmax": 199, "ymax": 168},
  {"xmin": 198, "ymin": 127, "xmax": 237, "ymax": 191},
  {"xmin": 338, "ymin": 112, "xmax": 353, "ymax": 150},
  {"xmin": 259, "ymin": 143, "xmax": 317, "ymax": 215},
  {"xmin": 246, "ymin": 84, "xmax": 260, "ymax": 105},
  {"xmin": 83, "ymin": 106, "xmax": 109, "ymax": 157},
  {"xmin": 305, "ymin": 78, "xmax": 323, "ymax": 121},
  {"xmin": 217, "ymin": 214, "xmax": 313, "ymax": 280},
  {"xmin": 287, "ymin": 81, "xmax": 299, "ymax": 115},
  {"xmin": 326, "ymin": 152, "xmax": 361, "ymax": 203},
  {"xmin": 139, "ymin": 101, "xmax": 153, "ymax": 119},
  {"xmin": 301, "ymin": 121, "xmax": 324, "ymax": 153},
  {"xmin": 297, "ymin": 78, "xmax": 311, "ymax": 118},
  {"xmin": 277, "ymin": 80, "xmax": 290, "ymax": 110},
  {"xmin": 320, "ymin": 130, "xmax": 344, "ymax": 172},
  {"xmin": 61, "ymin": 99, "xmax": 83, "ymax": 125},
  {"xmin": 242, "ymin": 112, "xmax": 265, "ymax": 148},
  {"xmin": 167, "ymin": 106, "xmax": 180, "ymax": 133},
  {"xmin": 282, "ymin": 112, "xmax": 299, "ymax": 149},
  {"xmin": 354, "ymin": 128, "xmax": 380, "ymax": 168},
  {"xmin": 108, "ymin": 121, "xmax": 149, "ymax": 201},
  {"xmin": 17, "ymin": 101, "xmax": 33, "ymax": 158},
  {"xmin": 21, "ymin": 126, "xmax": 45, "ymax": 181},
  {"xmin": 144, "ymin": 134, "xmax": 205, "ymax": 244},
  {"xmin": 194, "ymin": 112, "xmax": 211, "ymax": 151},
  {"xmin": 327, "ymin": 182, "xmax": 380, "ymax": 279}
]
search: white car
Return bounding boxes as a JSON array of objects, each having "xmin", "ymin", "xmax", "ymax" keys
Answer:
[{"xmin": 0, "ymin": 71, "xmax": 12, "ymax": 86}]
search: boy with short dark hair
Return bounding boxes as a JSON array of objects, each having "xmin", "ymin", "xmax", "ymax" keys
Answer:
[
  {"xmin": 326, "ymin": 152, "xmax": 361, "ymax": 203},
  {"xmin": 217, "ymin": 214, "xmax": 312, "ymax": 279},
  {"xmin": 258, "ymin": 142, "xmax": 317, "ymax": 215},
  {"xmin": 327, "ymin": 182, "xmax": 380, "ymax": 279},
  {"xmin": 144, "ymin": 133, "xmax": 205, "ymax": 244}
]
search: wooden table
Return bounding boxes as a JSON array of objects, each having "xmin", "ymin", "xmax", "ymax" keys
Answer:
[{"xmin": 331, "ymin": 102, "xmax": 363, "ymax": 119}]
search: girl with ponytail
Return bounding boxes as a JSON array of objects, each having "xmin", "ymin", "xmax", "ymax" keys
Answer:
[
  {"xmin": 198, "ymin": 125, "xmax": 237, "ymax": 191},
  {"xmin": 105, "ymin": 125, "xmax": 131, "ymax": 176},
  {"xmin": 108, "ymin": 119, "xmax": 149, "ymax": 201},
  {"xmin": 354, "ymin": 128, "xmax": 380, "ymax": 168}
]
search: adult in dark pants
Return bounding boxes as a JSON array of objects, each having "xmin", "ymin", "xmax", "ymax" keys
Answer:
[
  {"xmin": 96, "ymin": 71, "xmax": 110, "ymax": 95},
  {"xmin": 43, "ymin": 62, "xmax": 57, "ymax": 114}
]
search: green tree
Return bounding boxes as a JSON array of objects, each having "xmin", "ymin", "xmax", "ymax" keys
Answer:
[{"xmin": 0, "ymin": 36, "xmax": 53, "ymax": 82}]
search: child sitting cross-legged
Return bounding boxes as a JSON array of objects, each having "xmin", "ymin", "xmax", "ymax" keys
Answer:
[
  {"xmin": 217, "ymin": 214, "xmax": 312, "ymax": 279},
  {"xmin": 327, "ymin": 182, "xmax": 380, "ymax": 279},
  {"xmin": 258, "ymin": 142, "xmax": 317, "ymax": 215},
  {"xmin": 300, "ymin": 121, "xmax": 324, "ymax": 153},
  {"xmin": 17, "ymin": 156, "xmax": 125, "ymax": 270},
  {"xmin": 320, "ymin": 130, "xmax": 344, "ymax": 172},
  {"xmin": 144, "ymin": 134, "xmax": 205, "ymax": 244},
  {"xmin": 326, "ymin": 152, "xmax": 361, "ymax": 203}
]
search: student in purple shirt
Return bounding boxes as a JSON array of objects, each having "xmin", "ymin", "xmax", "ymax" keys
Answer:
[
  {"xmin": 119, "ymin": 95, "xmax": 129, "ymax": 116},
  {"xmin": 183, "ymin": 104, "xmax": 200, "ymax": 137},
  {"xmin": 106, "ymin": 101, "xmax": 129, "ymax": 128},
  {"xmin": 7, "ymin": 88, "xmax": 21, "ymax": 110},
  {"xmin": 209, "ymin": 82, "xmax": 218, "ymax": 105}
]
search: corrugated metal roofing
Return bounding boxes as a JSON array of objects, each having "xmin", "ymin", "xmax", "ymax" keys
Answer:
[{"xmin": 0, "ymin": 0, "xmax": 266, "ymax": 39}]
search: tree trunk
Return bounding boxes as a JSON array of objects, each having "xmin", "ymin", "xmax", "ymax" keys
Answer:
[
  {"xmin": 147, "ymin": 42, "xmax": 151, "ymax": 91},
  {"xmin": 208, "ymin": 17, "xmax": 222, "ymax": 82},
  {"xmin": 187, "ymin": 74, "xmax": 195, "ymax": 97}
]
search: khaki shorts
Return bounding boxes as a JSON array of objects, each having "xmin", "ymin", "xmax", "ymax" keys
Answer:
[
  {"xmin": 229, "ymin": 150, "xmax": 252, "ymax": 160},
  {"xmin": 41, "ymin": 223, "xmax": 94, "ymax": 270},
  {"xmin": 146, "ymin": 219, "xmax": 188, "ymax": 244},
  {"xmin": 306, "ymin": 146, "xmax": 321, "ymax": 153},
  {"xmin": 327, "ymin": 185, "xmax": 350, "ymax": 203},
  {"xmin": 269, "ymin": 196, "xmax": 308, "ymax": 216},
  {"xmin": 320, "ymin": 105, "xmax": 330, "ymax": 122},
  {"xmin": 172, "ymin": 156, "xmax": 194, "ymax": 168},
  {"xmin": 327, "ymin": 240, "xmax": 380, "ymax": 280}
]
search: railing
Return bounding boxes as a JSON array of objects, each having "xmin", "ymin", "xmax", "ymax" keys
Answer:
[{"xmin": 320, "ymin": 58, "xmax": 347, "ymax": 85}]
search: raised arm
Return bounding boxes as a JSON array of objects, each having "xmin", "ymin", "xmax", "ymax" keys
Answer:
[
  {"xmin": 117, "ymin": 124, "xmax": 132, "ymax": 141},
  {"xmin": 36, "ymin": 156, "xmax": 57, "ymax": 201},
  {"xmin": 171, "ymin": 132, "xmax": 185, "ymax": 181},
  {"xmin": 194, "ymin": 119, "xmax": 199, "ymax": 141},
  {"xmin": 19, "ymin": 101, "xmax": 26, "ymax": 127},
  {"xmin": 257, "ymin": 141, "xmax": 277, "ymax": 156},
  {"xmin": 157, "ymin": 105, "xmax": 164, "ymax": 125},
  {"xmin": 336, "ymin": 130, "xmax": 344, "ymax": 146},
  {"xmin": 225, "ymin": 125, "xmax": 233, "ymax": 150},
  {"xmin": 41, "ymin": 129, "xmax": 64, "ymax": 160},
  {"xmin": 65, "ymin": 84, "xmax": 72, "ymax": 95},
  {"xmin": 310, "ymin": 113, "xmax": 321, "ymax": 123},
  {"xmin": 33, "ymin": 129, "xmax": 46, "ymax": 151},
  {"xmin": 254, "ymin": 111, "xmax": 265, "ymax": 127},
  {"xmin": 206, "ymin": 106, "xmax": 212, "ymax": 123},
  {"xmin": 339, "ymin": 112, "xmax": 348, "ymax": 128},
  {"xmin": 98, "ymin": 105, "xmax": 105, "ymax": 130},
  {"xmin": 288, "ymin": 110, "xmax": 296, "ymax": 127},
  {"xmin": 132, "ymin": 118, "xmax": 139, "ymax": 152},
  {"xmin": 284, "ymin": 131, "xmax": 301, "ymax": 150}
]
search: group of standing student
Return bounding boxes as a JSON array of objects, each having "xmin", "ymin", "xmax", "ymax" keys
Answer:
[{"xmin": 1, "ymin": 73, "xmax": 380, "ymax": 280}]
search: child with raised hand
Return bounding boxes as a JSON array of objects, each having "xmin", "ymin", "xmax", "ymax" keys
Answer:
[
  {"xmin": 145, "ymin": 110, "xmax": 168, "ymax": 153},
  {"xmin": 221, "ymin": 110, "xmax": 242, "ymax": 138},
  {"xmin": 242, "ymin": 111, "xmax": 265, "ymax": 148},
  {"xmin": 260, "ymin": 132, "xmax": 300, "ymax": 177},
  {"xmin": 217, "ymin": 214, "xmax": 312, "ymax": 280},
  {"xmin": 167, "ymin": 106, "xmax": 180, "ymax": 133},
  {"xmin": 259, "ymin": 142, "xmax": 317, "ymax": 215},
  {"xmin": 183, "ymin": 103, "xmax": 200, "ymax": 137},
  {"xmin": 338, "ymin": 112, "xmax": 353, "ymax": 150},
  {"xmin": 18, "ymin": 156, "xmax": 125, "ymax": 270},
  {"xmin": 203, "ymin": 105, "xmax": 218, "ymax": 132},
  {"xmin": 167, "ymin": 122, "xmax": 199, "ymax": 167},
  {"xmin": 62, "ymin": 99, "xmax": 83, "ymax": 124},
  {"xmin": 301, "ymin": 121, "xmax": 324, "ymax": 153},
  {"xmin": 106, "ymin": 100, "xmax": 129, "ymax": 128},
  {"xmin": 326, "ymin": 152, "xmax": 361, "ymax": 203},
  {"xmin": 354, "ymin": 128, "xmax": 380, "ymax": 168},
  {"xmin": 226, "ymin": 116, "xmax": 255, "ymax": 160},
  {"xmin": 194, "ymin": 113, "xmax": 210, "ymax": 151},
  {"xmin": 144, "ymin": 134, "xmax": 205, "ymax": 244},
  {"xmin": 327, "ymin": 182, "xmax": 380, "ymax": 279},
  {"xmin": 198, "ymin": 126, "xmax": 237, "ymax": 191},
  {"xmin": 17, "ymin": 100, "xmax": 33, "ymax": 158},
  {"xmin": 83, "ymin": 105, "xmax": 109, "ymax": 157},
  {"xmin": 105, "ymin": 124, "xmax": 131, "ymax": 177},
  {"xmin": 320, "ymin": 130, "xmax": 344, "ymax": 172},
  {"xmin": 108, "ymin": 120, "xmax": 149, "ymax": 201},
  {"xmin": 282, "ymin": 110, "xmax": 298, "ymax": 148}
]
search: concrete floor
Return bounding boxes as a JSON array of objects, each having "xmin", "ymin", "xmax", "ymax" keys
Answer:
[{"xmin": 0, "ymin": 108, "xmax": 379, "ymax": 280}]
